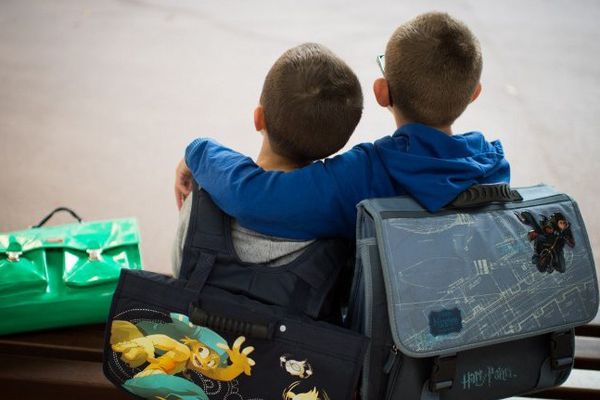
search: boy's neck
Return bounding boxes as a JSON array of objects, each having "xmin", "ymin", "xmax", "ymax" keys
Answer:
[
  {"xmin": 256, "ymin": 136, "xmax": 310, "ymax": 172},
  {"xmin": 393, "ymin": 111, "xmax": 453, "ymax": 135}
]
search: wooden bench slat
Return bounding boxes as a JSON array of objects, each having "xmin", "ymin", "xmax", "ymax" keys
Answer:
[
  {"xmin": 0, "ymin": 353, "xmax": 130, "ymax": 400},
  {"xmin": 0, "ymin": 324, "xmax": 105, "ymax": 349},
  {"xmin": 0, "ymin": 324, "xmax": 104, "ymax": 362},
  {"xmin": 0, "ymin": 339, "xmax": 103, "ymax": 362},
  {"xmin": 574, "ymin": 312, "xmax": 600, "ymax": 337},
  {"xmin": 530, "ymin": 387, "xmax": 600, "ymax": 400}
]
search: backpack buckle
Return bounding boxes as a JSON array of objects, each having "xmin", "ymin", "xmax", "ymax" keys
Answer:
[
  {"xmin": 429, "ymin": 354, "xmax": 457, "ymax": 392},
  {"xmin": 550, "ymin": 331, "xmax": 573, "ymax": 370}
]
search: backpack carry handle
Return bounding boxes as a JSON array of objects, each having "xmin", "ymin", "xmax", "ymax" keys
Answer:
[
  {"xmin": 189, "ymin": 304, "xmax": 274, "ymax": 340},
  {"xmin": 449, "ymin": 184, "xmax": 522, "ymax": 209},
  {"xmin": 34, "ymin": 207, "xmax": 83, "ymax": 228}
]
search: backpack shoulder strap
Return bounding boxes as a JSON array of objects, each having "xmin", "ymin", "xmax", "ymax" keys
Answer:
[
  {"xmin": 179, "ymin": 184, "xmax": 232, "ymax": 280},
  {"xmin": 185, "ymin": 183, "xmax": 231, "ymax": 254}
]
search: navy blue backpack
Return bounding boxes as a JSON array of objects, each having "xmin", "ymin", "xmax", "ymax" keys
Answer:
[{"xmin": 103, "ymin": 188, "xmax": 368, "ymax": 400}]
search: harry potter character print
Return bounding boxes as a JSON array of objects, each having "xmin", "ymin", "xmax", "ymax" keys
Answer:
[{"xmin": 516, "ymin": 211, "xmax": 575, "ymax": 273}]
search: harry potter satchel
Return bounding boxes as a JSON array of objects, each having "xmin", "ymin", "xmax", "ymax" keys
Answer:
[{"xmin": 348, "ymin": 184, "xmax": 598, "ymax": 400}]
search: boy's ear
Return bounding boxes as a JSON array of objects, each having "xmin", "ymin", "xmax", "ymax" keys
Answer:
[
  {"xmin": 373, "ymin": 78, "xmax": 392, "ymax": 108},
  {"xmin": 470, "ymin": 82, "xmax": 482, "ymax": 103},
  {"xmin": 254, "ymin": 106, "xmax": 266, "ymax": 132}
]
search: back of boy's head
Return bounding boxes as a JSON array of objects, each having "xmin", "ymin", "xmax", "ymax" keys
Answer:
[
  {"xmin": 260, "ymin": 43, "xmax": 363, "ymax": 162},
  {"xmin": 385, "ymin": 12, "xmax": 482, "ymax": 127}
]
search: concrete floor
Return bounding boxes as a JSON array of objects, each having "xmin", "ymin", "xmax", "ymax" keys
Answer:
[{"xmin": 1, "ymin": 0, "xmax": 599, "ymax": 274}]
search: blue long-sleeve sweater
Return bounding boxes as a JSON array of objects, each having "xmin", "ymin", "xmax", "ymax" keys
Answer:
[{"xmin": 185, "ymin": 123, "xmax": 510, "ymax": 239}]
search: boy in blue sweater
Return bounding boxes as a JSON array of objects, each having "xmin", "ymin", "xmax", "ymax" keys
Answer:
[{"xmin": 175, "ymin": 12, "xmax": 510, "ymax": 239}]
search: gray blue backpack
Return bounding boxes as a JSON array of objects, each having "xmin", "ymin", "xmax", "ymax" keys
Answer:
[{"xmin": 348, "ymin": 184, "xmax": 598, "ymax": 400}]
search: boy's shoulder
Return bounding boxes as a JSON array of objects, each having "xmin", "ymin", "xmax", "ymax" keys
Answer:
[{"xmin": 322, "ymin": 141, "xmax": 377, "ymax": 168}]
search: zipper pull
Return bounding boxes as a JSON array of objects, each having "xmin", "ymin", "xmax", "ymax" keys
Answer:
[{"xmin": 383, "ymin": 345, "xmax": 399, "ymax": 374}]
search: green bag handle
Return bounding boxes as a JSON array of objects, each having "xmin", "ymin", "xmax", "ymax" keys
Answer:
[{"xmin": 34, "ymin": 207, "xmax": 83, "ymax": 228}]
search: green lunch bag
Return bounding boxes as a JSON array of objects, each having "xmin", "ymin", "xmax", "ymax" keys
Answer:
[{"xmin": 0, "ymin": 207, "xmax": 143, "ymax": 335}]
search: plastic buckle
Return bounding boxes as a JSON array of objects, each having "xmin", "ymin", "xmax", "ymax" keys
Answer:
[
  {"xmin": 551, "ymin": 331, "xmax": 573, "ymax": 370},
  {"xmin": 429, "ymin": 354, "xmax": 457, "ymax": 392}
]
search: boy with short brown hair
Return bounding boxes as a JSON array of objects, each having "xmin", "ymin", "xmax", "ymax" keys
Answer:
[
  {"xmin": 383, "ymin": 12, "xmax": 482, "ymax": 128},
  {"xmin": 260, "ymin": 42, "xmax": 363, "ymax": 163},
  {"xmin": 173, "ymin": 42, "xmax": 362, "ymax": 274}
]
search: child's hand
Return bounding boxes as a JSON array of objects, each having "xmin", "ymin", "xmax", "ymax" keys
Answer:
[{"xmin": 175, "ymin": 158, "xmax": 193, "ymax": 209}]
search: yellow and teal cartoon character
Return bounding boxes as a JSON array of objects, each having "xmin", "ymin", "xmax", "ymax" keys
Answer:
[
  {"xmin": 110, "ymin": 312, "xmax": 256, "ymax": 399},
  {"xmin": 282, "ymin": 381, "xmax": 330, "ymax": 400}
]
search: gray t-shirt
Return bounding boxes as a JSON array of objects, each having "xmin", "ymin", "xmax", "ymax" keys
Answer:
[{"xmin": 172, "ymin": 192, "xmax": 314, "ymax": 277}]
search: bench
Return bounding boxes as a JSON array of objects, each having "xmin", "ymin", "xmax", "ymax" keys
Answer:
[
  {"xmin": 0, "ymin": 317, "xmax": 598, "ymax": 399},
  {"xmin": 0, "ymin": 324, "xmax": 130, "ymax": 399}
]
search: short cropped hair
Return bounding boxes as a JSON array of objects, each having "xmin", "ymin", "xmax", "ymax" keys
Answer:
[
  {"xmin": 260, "ymin": 43, "xmax": 363, "ymax": 162},
  {"xmin": 385, "ymin": 12, "xmax": 482, "ymax": 127}
]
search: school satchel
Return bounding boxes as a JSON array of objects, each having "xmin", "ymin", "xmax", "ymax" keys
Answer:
[
  {"xmin": 103, "ymin": 189, "xmax": 368, "ymax": 400},
  {"xmin": 0, "ymin": 207, "xmax": 142, "ymax": 335},
  {"xmin": 103, "ymin": 271, "xmax": 368, "ymax": 400},
  {"xmin": 348, "ymin": 184, "xmax": 598, "ymax": 400}
]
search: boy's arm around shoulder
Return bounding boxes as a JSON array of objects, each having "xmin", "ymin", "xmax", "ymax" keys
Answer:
[{"xmin": 184, "ymin": 138, "xmax": 375, "ymax": 239}]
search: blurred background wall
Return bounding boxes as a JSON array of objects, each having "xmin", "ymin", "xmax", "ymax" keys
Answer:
[{"xmin": 1, "ymin": 0, "xmax": 599, "ymax": 274}]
